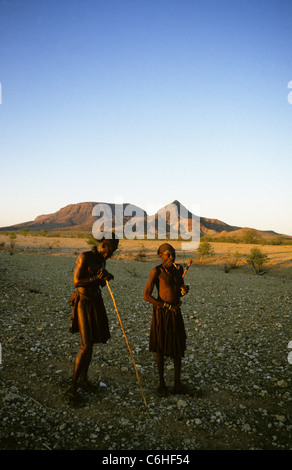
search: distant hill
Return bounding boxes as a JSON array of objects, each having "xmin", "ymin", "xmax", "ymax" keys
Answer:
[{"xmin": 0, "ymin": 200, "xmax": 289, "ymax": 240}]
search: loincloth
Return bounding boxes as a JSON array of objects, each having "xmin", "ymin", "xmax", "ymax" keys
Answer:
[
  {"xmin": 68, "ymin": 289, "xmax": 110, "ymax": 344},
  {"xmin": 149, "ymin": 305, "xmax": 187, "ymax": 358}
]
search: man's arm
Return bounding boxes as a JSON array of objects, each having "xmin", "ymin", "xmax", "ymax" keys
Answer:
[
  {"xmin": 73, "ymin": 253, "xmax": 92, "ymax": 288},
  {"xmin": 143, "ymin": 267, "xmax": 163, "ymax": 308},
  {"xmin": 73, "ymin": 253, "xmax": 114, "ymax": 288},
  {"xmin": 177, "ymin": 264, "xmax": 189, "ymax": 296}
]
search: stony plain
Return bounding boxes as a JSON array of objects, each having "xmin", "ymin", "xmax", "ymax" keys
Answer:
[{"xmin": 0, "ymin": 235, "xmax": 291, "ymax": 450}]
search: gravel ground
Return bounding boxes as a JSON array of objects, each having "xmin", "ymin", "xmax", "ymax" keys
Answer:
[{"xmin": 0, "ymin": 251, "xmax": 291, "ymax": 451}]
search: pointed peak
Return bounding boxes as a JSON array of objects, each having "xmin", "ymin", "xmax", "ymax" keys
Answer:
[
  {"xmin": 170, "ymin": 199, "xmax": 181, "ymax": 206},
  {"xmin": 159, "ymin": 200, "xmax": 182, "ymax": 209}
]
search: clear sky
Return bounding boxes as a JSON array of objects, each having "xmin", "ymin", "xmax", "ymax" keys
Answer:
[{"xmin": 1, "ymin": 0, "xmax": 292, "ymax": 235}]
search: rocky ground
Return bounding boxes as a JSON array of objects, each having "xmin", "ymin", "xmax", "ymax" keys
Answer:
[{"xmin": 0, "ymin": 247, "xmax": 292, "ymax": 451}]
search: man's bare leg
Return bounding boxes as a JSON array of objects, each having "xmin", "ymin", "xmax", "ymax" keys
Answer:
[
  {"xmin": 173, "ymin": 356, "xmax": 188, "ymax": 393},
  {"xmin": 173, "ymin": 356, "xmax": 195, "ymax": 395},
  {"xmin": 156, "ymin": 352, "xmax": 167, "ymax": 396},
  {"xmin": 77, "ymin": 346, "xmax": 98, "ymax": 391},
  {"xmin": 65, "ymin": 346, "xmax": 88, "ymax": 400},
  {"xmin": 173, "ymin": 356, "xmax": 182, "ymax": 392},
  {"xmin": 67, "ymin": 305, "xmax": 97, "ymax": 395}
]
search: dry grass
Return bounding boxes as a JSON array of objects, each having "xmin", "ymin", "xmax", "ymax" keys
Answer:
[{"xmin": 1, "ymin": 234, "xmax": 292, "ymax": 277}]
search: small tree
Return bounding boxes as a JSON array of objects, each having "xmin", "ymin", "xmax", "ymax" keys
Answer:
[
  {"xmin": 135, "ymin": 244, "xmax": 148, "ymax": 261},
  {"xmin": 224, "ymin": 251, "xmax": 243, "ymax": 272},
  {"xmin": 198, "ymin": 240, "xmax": 214, "ymax": 264},
  {"xmin": 242, "ymin": 229, "xmax": 260, "ymax": 244},
  {"xmin": 9, "ymin": 232, "xmax": 17, "ymax": 255},
  {"xmin": 246, "ymin": 248, "xmax": 269, "ymax": 274},
  {"xmin": 87, "ymin": 235, "xmax": 100, "ymax": 248},
  {"xmin": 39, "ymin": 229, "xmax": 49, "ymax": 237},
  {"xmin": 19, "ymin": 228, "xmax": 30, "ymax": 237}
]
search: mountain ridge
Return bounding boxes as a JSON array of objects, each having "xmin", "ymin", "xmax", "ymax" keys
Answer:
[{"xmin": 0, "ymin": 200, "xmax": 290, "ymax": 239}]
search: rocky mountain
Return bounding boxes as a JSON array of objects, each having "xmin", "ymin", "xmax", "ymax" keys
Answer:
[{"xmin": 0, "ymin": 200, "xmax": 286, "ymax": 239}]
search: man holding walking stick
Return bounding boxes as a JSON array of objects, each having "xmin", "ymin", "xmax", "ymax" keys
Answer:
[{"xmin": 65, "ymin": 235, "xmax": 119, "ymax": 404}]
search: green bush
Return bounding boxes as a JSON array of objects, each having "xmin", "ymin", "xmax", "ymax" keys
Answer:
[
  {"xmin": 198, "ymin": 240, "xmax": 214, "ymax": 264},
  {"xmin": 246, "ymin": 248, "xmax": 269, "ymax": 274}
]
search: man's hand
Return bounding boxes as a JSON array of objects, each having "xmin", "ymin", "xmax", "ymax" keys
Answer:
[
  {"xmin": 96, "ymin": 268, "xmax": 114, "ymax": 282},
  {"xmin": 170, "ymin": 301, "xmax": 182, "ymax": 313},
  {"xmin": 180, "ymin": 285, "xmax": 189, "ymax": 296}
]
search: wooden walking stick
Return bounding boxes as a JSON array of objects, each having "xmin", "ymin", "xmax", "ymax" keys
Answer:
[
  {"xmin": 182, "ymin": 259, "xmax": 192, "ymax": 278},
  {"xmin": 106, "ymin": 281, "xmax": 148, "ymax": 408}
]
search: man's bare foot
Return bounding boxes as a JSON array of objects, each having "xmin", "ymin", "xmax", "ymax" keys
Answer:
[
  {"xmin": 79, "ymin": 378, "xmax": 98, "ymax": 392},
  {"xmin": 64, "ymin": 385, "xmax": 81, "ymax": 405},
  {"xmin": 173, "ymin": 383, "xmax": 195, "ymax": 395},
  {"xmin": 157, "ymin": 384, "xmax": 168, "ymax": 397}
]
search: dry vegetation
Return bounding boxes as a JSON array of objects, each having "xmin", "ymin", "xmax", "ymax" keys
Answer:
[
  {"xmin": 0, "ymin": 234, "xmax": 292, "ymax": 451},
  {"xmin": 1, "ymin": 233, "xmax": 292, "ymax": 272}
]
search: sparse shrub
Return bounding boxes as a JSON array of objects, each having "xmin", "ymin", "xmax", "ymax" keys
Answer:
[
  {"xmin": 9, "ymin": 232, "xmax": 17, "ymax": 255},
  {"xmin": 39, "ymin": 229, "xmax": 49, "ymax": 237},
  {"xmin": 246, "ymin": 248, "xmax": 269, "ymax": 274},
  {"xmin": 270, "ymin": 236, "xmax": 285, "ymax": 245},
  {"xmin": 19, "ymin": 228, "xmax": 30, "ymax": 237},
  {"xmin": 242, "ymin": 229, "xmax": 261, "ymax": 244},
  {"xmin": 135, "ymin": 244, "xmax": 148, "ymax": 261},
  {"xmin": 198, "ymin": 240, "xmax": 214, "ymax": 264},
  {"xmin": 231, "ymin": 251, "xmax": 242, "ymax": 267},
  {"xmin": 224, "ymin": 251, "xmax": 243, "ymax": 272},
  {"xmin": 87, "ymin": 235, "xmax": 100, "ymax": 247}
]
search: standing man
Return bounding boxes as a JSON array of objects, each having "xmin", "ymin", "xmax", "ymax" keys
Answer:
[
  {"xmin": 144, "ymin": 243, "xmax": 190, "ymax": 396},
  {"xmin": 65, "ymin": 235, "xmax": 119, "ymax": 403}
]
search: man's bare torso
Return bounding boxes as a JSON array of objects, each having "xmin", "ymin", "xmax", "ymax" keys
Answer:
[
  {"xmin": 155, "ymin": 264, "xmax": 183, "ymax": 304},
  {"xmin": 74, "ymin": 251, "xmax": 105, "ymax": 296}
]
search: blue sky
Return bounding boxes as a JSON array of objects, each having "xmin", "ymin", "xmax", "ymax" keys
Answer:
[{"xmin": 1, "ymin": 0, "xmax": 292, "ymax": 235}]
